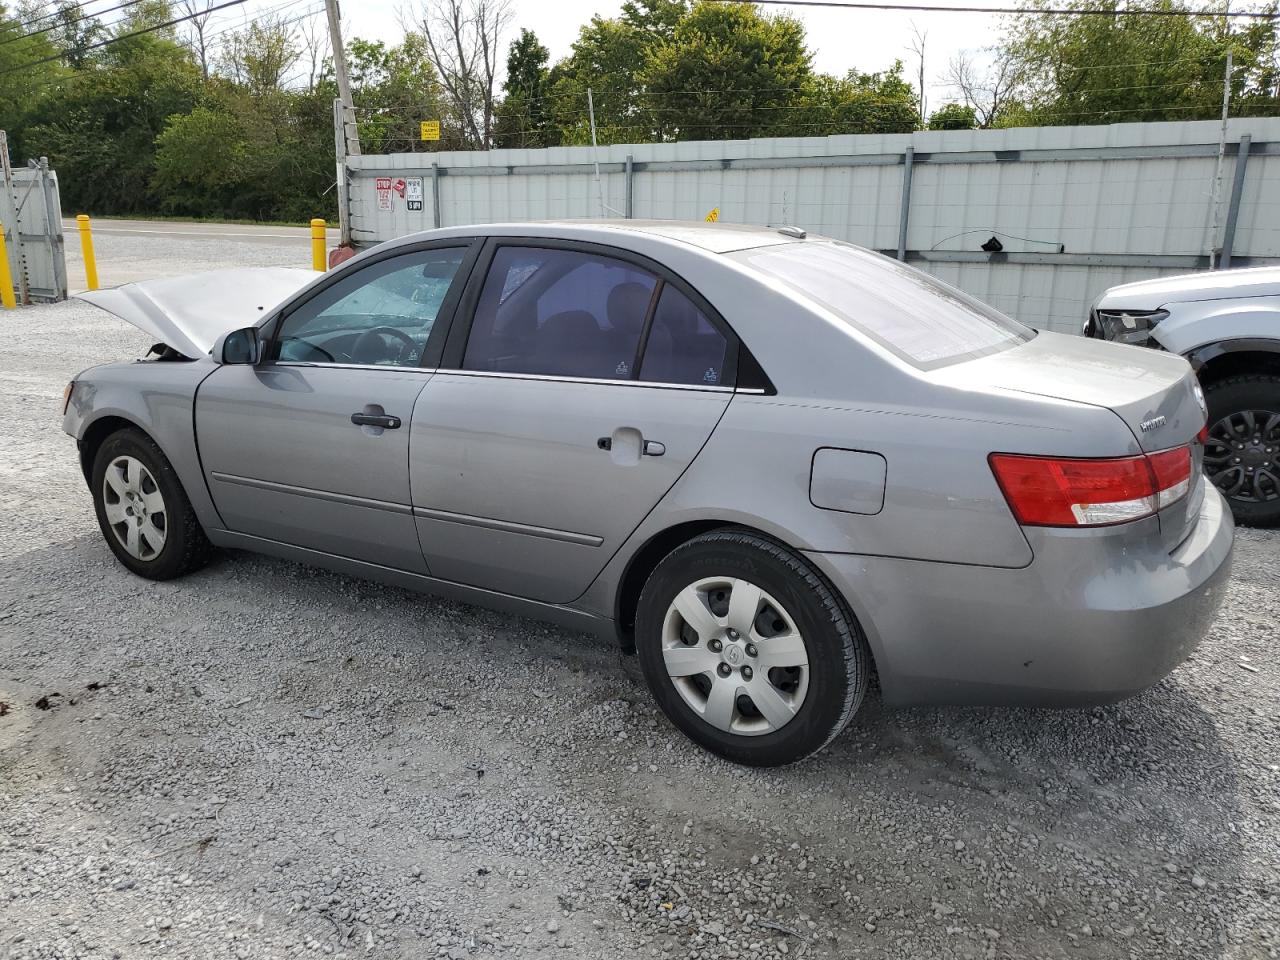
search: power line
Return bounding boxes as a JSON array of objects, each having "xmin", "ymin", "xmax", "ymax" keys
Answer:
[
  {"xmin": 0, "ymin": 0, "xmax": 248, "ymax": 74},
  {"xmin": 8, "ymin": 0, "xmax": 108, "ymax": 32},
  {"xmin": 0, "ymin": 0, "xmax": 153, "ymax": 47},
  {"xmin": 740, "ymin": 0, "xmax": 1280, "ymax": 17}
]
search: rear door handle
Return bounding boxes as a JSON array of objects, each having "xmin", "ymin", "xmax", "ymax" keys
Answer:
[
  {"xmin": 643, "ymin": 440, "xmax": 665, "ymax": 457},
  {"xmin": 351, "ymin": 413, "xmax": 401, "ymax": 429}
]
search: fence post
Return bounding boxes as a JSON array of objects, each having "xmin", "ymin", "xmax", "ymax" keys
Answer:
[
  {"xmin": 1220, "ymin": 134, "xmax": 1251, "ymax": 270},
  {"xmin": 896, "ymin": 146, "xmax": 914, "ymax": 262},
  {"xmin": 310, "ymin": 219, "xmax": 327, "ymax": 271},
  {"xmin": 431, "ymin": 163, "xmax": 441, "ymax": 228},
  {"xmin": 0, "ymin": 224, "xmax": 15, "ymax": 308},
  {"xmin": 625, "ymin": 154, "xmax": 634, "ymax": 219},
  {"xmin": 332, "ymin": 98, "xmax": 352, "ymax": 247},
  {"xmin": 76, "ymin": 215, "xmax": 98, "ymax": 291},
  {"xmin": 39, "ymin": 158, "xmax": 66, "ymax": 301}
]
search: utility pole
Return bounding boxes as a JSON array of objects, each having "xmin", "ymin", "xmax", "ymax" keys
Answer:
[
  {"xmin": 324, "ymin": 0, "xmax": 358, "ymax": 247},
  {"xmin": 1208, "ymin": 49, "xmax": 1233, "ymax": 270},
  {"xmin": 588, "ymin": 88, "xmax": 606, "ymax": 218},
  {"xmin": 325, "ymin": 0, "xmax": 357, "ymax": 151}
]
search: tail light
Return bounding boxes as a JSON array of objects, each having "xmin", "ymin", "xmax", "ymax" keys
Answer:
[{"xmin": 990, "ymin": 445, "xmax": 1192, "ymax": 527}]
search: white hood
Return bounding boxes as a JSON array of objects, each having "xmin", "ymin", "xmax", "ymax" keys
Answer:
[
  {"xmin": 1097, "ymin": 264, "xmax": 1280, "ymax": 311},
  {"xmin": 76, "ymin": 267, "xmax": 317, "ymax": 358}
]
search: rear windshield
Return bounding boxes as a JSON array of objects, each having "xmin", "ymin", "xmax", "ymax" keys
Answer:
[{"xmin": 735, "ymin": 241, "xmax": 1032, "ymax": 369}]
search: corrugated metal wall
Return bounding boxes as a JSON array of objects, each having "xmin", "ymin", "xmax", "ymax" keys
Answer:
[{"xmin": 347, "ymin": 118, "xmax": 1280, "ymax": 334}]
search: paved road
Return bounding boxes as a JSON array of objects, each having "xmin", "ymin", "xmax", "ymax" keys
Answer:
[{"xmin": 61, "ymin": 218, "xmax": 338, "ymax": 292}]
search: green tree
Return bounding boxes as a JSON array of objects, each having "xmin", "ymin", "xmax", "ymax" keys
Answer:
[
  {"xmin": 545, "ymin": 14, "xmax": 657, "ymax": 143},
  {"xmin": 0, "ymin": 5, "xmax": 66, "ymax": 157},
  {"xmin": 347, "ymin": 34, "xmax": 454, "ymax": 153},
  {"xmin": 493, "ymin": 28, "xmax": 553, "ymax": 147},
  {"xmin": 22, "ymin": 5, "xmax": 202, "ymax": 213},
  {"xmin": 789, "ymin": 64, "xmax": 919, "ymax": 136},
  {"xmin": 929, "ymin": 101, "xmax": 978, "ymax": 129},
  {"xmin": 641, "ymin": 1, "xmax": 813, "ymax": 140},
  {"xmin": 1000, "ymin": 0, "xmax": 1279, "ymax": 125}
]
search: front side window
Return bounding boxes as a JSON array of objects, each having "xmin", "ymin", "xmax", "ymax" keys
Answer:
[
  {"xmin": 735, "ymin": 241, "xmax": 1032, "ymax": 369},
  {"xmin": 463, "ymin": 246, "xmax": 657, "ymax": 380},
  {"xmin": 273, "ymin": 247, "xmax": 467, "ymax": 367}
]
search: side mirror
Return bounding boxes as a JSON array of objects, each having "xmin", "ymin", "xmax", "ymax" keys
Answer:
[{"xmin": 214, "ymin": 327, "xmax": 261, "ymax": 364}]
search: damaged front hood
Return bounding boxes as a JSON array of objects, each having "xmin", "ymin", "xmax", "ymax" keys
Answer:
[{"xmin": 76, "ymin": 267, "xmax": 318, "ymax": 358}]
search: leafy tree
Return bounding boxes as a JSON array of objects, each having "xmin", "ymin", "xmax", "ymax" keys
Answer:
[
  {"xmin": 22, "ymin": 6, "xmax": 201, "ymax": 214},
  {"xmin": 928, "ymin": 101, "xmax": 978, "ymax": 129},
  {"xmin": 347, "ymin": 34, "xmax": 454, "ymax": 153},
  {"xmin": 493, "ymin": 28, "xmax": 553, "ymax": 147},
  {"xmin": 0, "ymin": 5, "xmax": 66, "ymax": 157},
  {"xmin": 217, "ymin": 13, "xmax": 301, "ymax": 96},
  {"xmin": 1000, "ymin": 0, "xmax": 1280, "ymax": 124},
  {"xmin": 788, "ymin": 64, "xmax": 919, "ymax": 136},
  {"xmin": 641, "ymin": 1, "xmax": 813, "ymax": 140},
  {"xmin": 545, "ymin": 14, "xmax": 657, "ymax": 144}
]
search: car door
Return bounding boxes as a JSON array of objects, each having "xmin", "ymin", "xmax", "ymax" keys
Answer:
[
  {"xmin": 196, "ymin": 241, "xmax": 476, "ymax": 572},
  {"xmin": 410, "ymin": 239, "xmax": 736, "ymax": 604}
]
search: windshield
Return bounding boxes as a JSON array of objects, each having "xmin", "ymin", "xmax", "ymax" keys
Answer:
[{"xmin": 735, "ymin": 241, "xmax": 1033, "ymax": 369}]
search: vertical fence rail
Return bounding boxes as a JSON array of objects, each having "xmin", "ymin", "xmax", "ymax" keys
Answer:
[
  {"xmin": 1220, "ymin": 135, "xmax": 1252, "ymax": 269},
  {"xmin": 896, "ymin": 146, "xmax": 914, "ymax": 262}
]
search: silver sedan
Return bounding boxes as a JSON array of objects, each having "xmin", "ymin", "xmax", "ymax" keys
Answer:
[{"xmin": 63, "ymin": 221, "xmax": 1233, "ymax": 766}]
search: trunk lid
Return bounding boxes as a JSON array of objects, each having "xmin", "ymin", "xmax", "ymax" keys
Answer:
[
  {"xmin": 958, "ymin": 331, "xmax": 1208, "ymax": 549},
  {"xmin": 76, "ymin": 267, "xmax": 316, "ymax": 359}
]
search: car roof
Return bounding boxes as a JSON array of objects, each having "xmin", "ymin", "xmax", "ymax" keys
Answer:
[{"xmin": 427, "ymin": 219, "xmax": 809, "ymax": 255}]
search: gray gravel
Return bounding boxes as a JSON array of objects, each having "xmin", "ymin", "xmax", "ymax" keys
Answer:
[{"xmin": 2, "ymin": 227, "xmax": 1279, "ymax": 959}]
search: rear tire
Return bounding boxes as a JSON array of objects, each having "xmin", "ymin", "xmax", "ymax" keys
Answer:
[
  {"xmin": 90, "ymin": 428, "xmax": 213, "ymax": 579},
  {"xmin": 1203, "ymin": 373, "xmax": 1280, "ymax": 528},
  {"xmin": 635, "ymin": 530, "xmax": 870, "ymax": 766}
]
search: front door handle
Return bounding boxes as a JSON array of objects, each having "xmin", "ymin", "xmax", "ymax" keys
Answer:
[
  {"xmin": 643, "ymin": 440, "xmax": 665, "ymax": 457},
  {"xmin": 351, "ymin": 412, "xmax": 401, "ymax": 429}
]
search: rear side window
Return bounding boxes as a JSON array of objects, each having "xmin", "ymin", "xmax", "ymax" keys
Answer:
[
  {"xmin": 736, "ymin": 241, "xmax": 1032, "ymax": 369},
  {"xmin": 639, "ymin": 286, "xmax": 729, "ymax": 386},
  {"xmin": 464, "ymin": 246, "xmax": 656, "ymax": 379}
]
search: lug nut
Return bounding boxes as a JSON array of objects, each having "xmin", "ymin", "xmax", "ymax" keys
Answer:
[
  {"xmin": 745, "ymin": 643, "xmax": 758, "ymax": 657},
  {"xmin": 709, "ymin": 638, "xmax": 722, "ymax": 652},
  {"xmin": 717, "ymin": 663, "xmax": 732, "ymax": 677},
  {"xmin": 726, "ymin": 628, "xmax": 739, "ymax": 640},
  {"xmin": 741, "ymin": 666, "xmax": 753, "ymax": 681}
]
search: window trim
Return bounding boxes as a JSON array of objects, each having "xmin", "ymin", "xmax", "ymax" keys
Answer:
[
  {"xmin": 442, "ymin": 236, "xmax": 741, "ymax": 389},
  {"xmin": 260, "ymin": 237, "xmax": 483, "ymax": 370}
]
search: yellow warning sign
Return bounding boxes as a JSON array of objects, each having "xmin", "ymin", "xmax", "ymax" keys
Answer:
[
  {"xmin": 420, "ymin": 120, "xmax": 441, "ymax": 141},
  {"xmin": 704, "ymin": 207, "xmax": 719, "ymax": 222}
]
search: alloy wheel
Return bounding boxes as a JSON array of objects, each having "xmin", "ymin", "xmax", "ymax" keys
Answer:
[
  {"xmin": 101, "ymin": 455, "xmax": 168, "ymax": 560},
  {"xmin": 661, "ymin": 577, "xmax": 809, "ymax": 736},
  {"xmin": 1204, "ymin": 409, "xmax": 1280, "ymax": 504}
]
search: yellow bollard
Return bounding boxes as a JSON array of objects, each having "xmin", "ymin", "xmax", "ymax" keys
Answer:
[
  {"xmin": 310, "ymin": 218, "xmax": 326, "ymax": 271},
  {"xmin": 0, "ymin": 225, "xmax": 15, "ymax": 309},
  {"xmin": 76, "ymin": 214, "xmax": 99, "ymax": 291}
]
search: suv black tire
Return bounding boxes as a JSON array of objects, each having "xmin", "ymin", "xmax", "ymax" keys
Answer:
[
  {"xmin": 1203, "ymin": 373, "xmax": 1280, "ymax": 528},
  {"xmin": 635, "ymin": 529, "xmax": 871, "ymax": 766},
  {"xmin": 90, "ymin": 428, "xmax": 214, "ymax": 579}
]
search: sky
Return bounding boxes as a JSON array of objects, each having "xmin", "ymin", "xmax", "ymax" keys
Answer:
[{"xmin": 204, "ymin": 0, "xmax": 1007, "ymax": 110}]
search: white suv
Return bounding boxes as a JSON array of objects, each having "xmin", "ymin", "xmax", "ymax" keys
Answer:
[{"xmin": 1088, "ymin": 266, "xmax": 1280, "ymax": 527}]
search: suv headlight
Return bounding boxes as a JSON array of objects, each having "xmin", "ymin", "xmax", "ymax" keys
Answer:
[{"xmin": 1094, "ymin": 309, "xmax": 1169, "ymax": 346}]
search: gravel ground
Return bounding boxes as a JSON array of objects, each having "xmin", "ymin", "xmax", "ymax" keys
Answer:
[{"xmin": 2, "ymin": 228, "xmax": 1279, "ymax": 960}]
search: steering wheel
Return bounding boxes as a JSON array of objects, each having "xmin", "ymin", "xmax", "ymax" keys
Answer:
[{"xmin": 351, "ymin": 325, "xmax": 418, "ymax": 365}]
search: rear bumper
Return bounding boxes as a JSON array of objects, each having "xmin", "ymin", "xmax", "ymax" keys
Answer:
[{"xmin": 809, "ymin": 487, "xmax": 1235, "ymax": 707}]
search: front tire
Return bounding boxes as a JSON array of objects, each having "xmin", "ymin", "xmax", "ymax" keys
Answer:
[
  {"xmin": 635, "ymin": 530, "xmax": 870, "ymax": 766},
  {"xmin": 90, "ymin": 428, "xmax": 212, "ymax": 580},
  {"xmin": 1203, "ymin": 373, "xmax": 1280, "ymax": 528}
]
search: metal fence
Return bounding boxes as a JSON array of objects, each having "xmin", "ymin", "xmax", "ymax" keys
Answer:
[
  {"xmin": 345, "ymin": 117, "xmax": 1280, "ymax": 334},
  {"xmin": 0, "ymin": 146, "xmax": 66, "ymax": 304}
]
